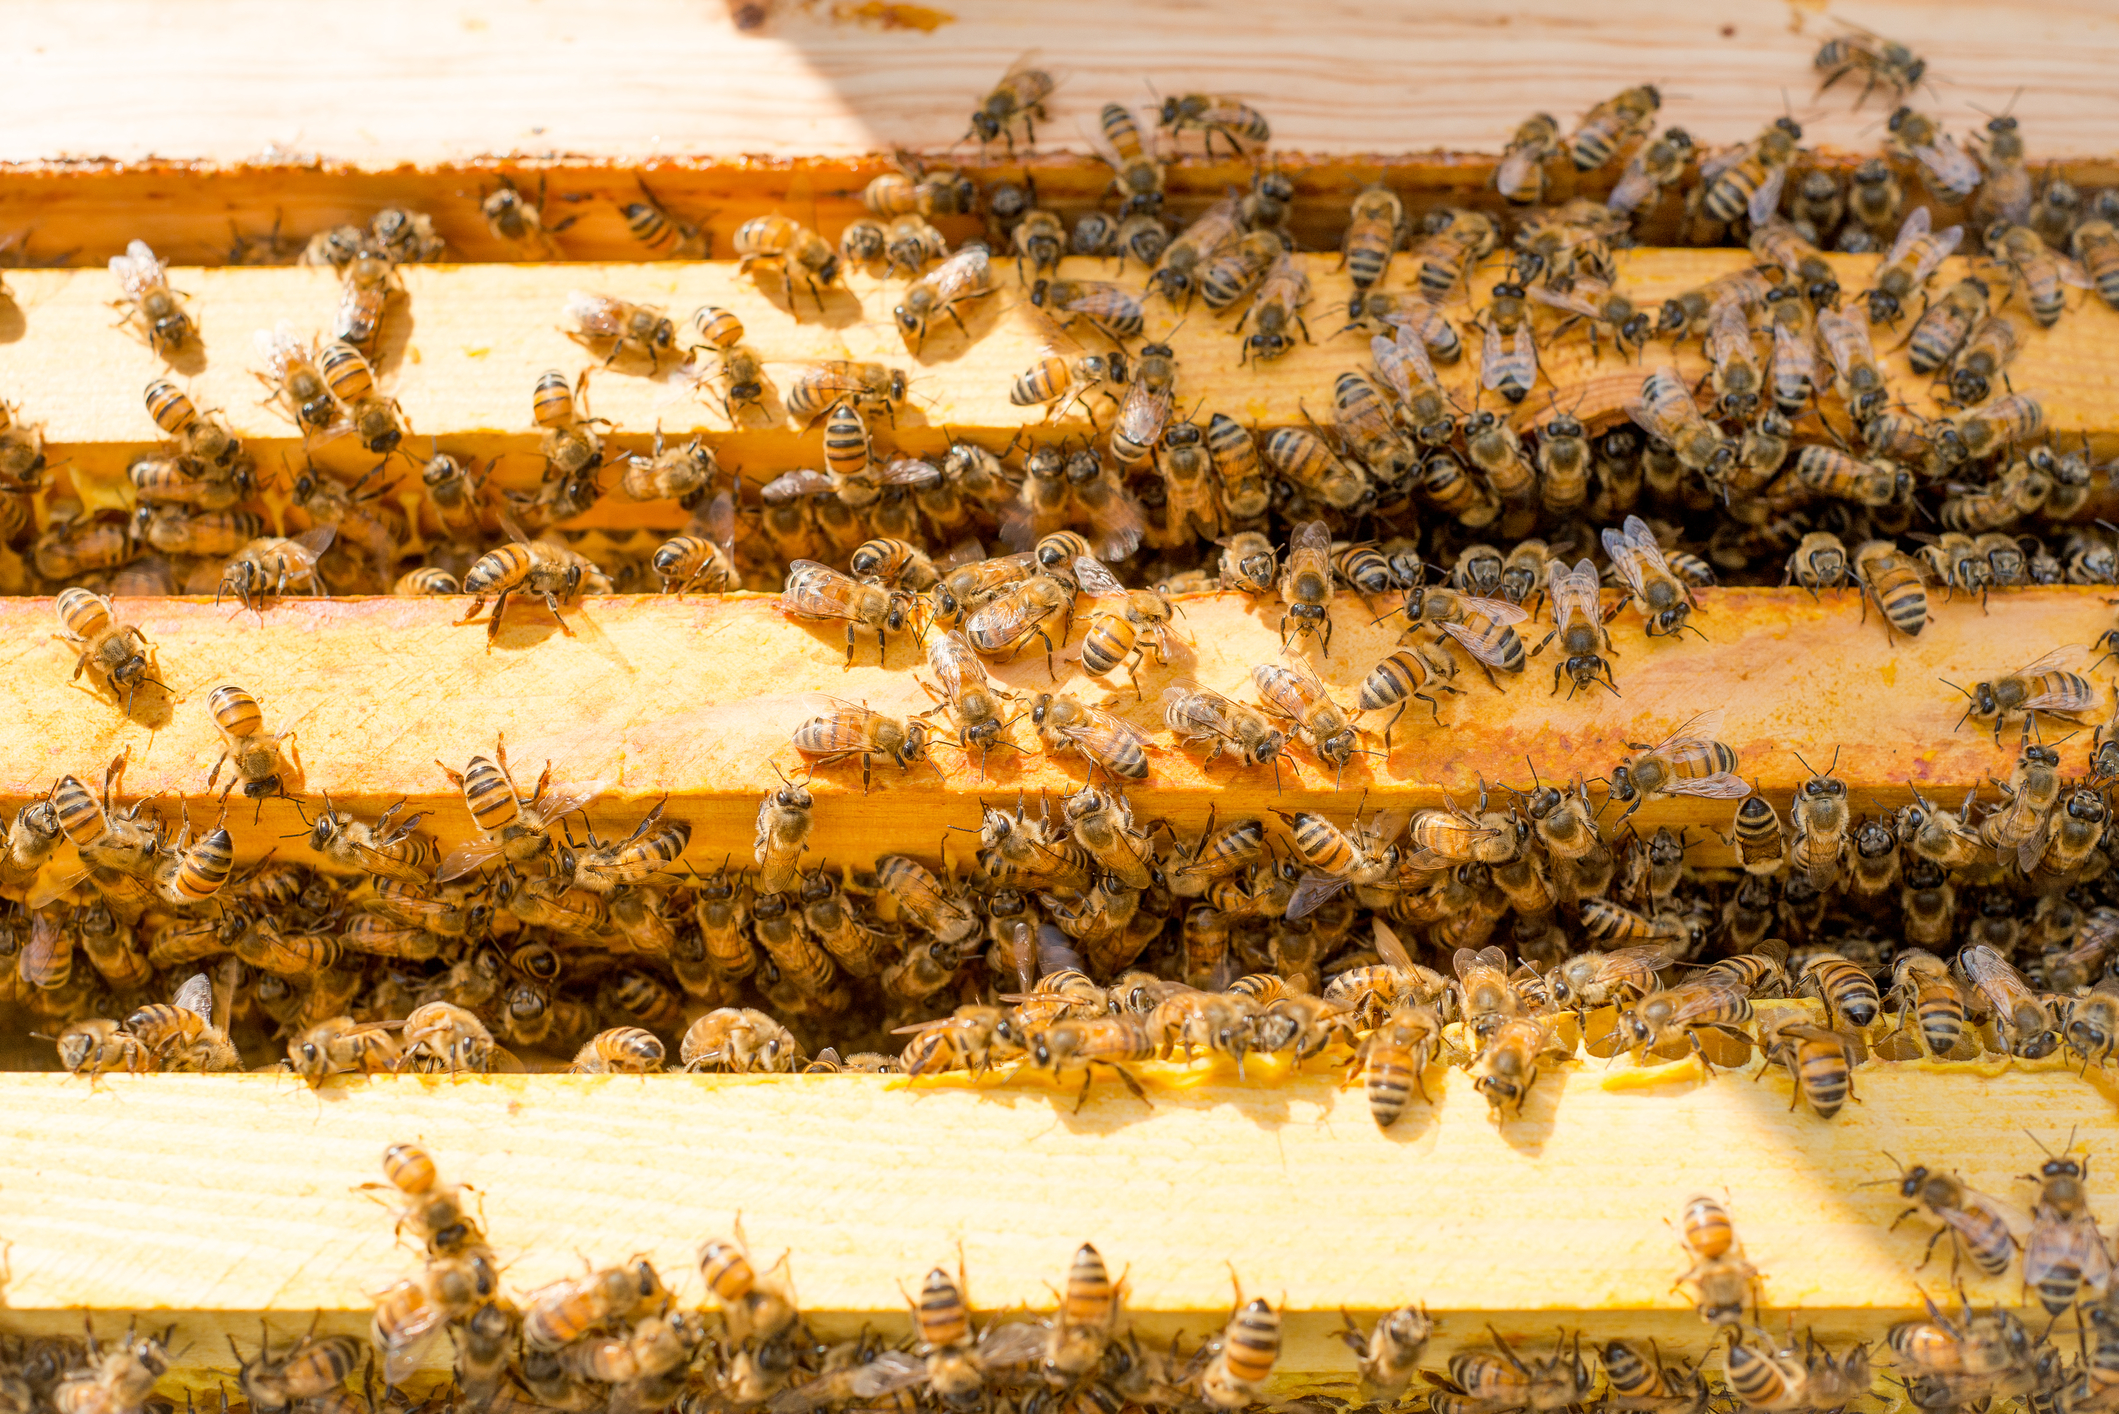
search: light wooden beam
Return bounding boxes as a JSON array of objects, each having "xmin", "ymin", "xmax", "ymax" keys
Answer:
[
  {"xmin": 0, "ymin": 590, "xmax": 2106, "ymax": 874},
  {"xmin": 3, "ymin": 249, "xmax": 2116, "ymax": 536},
  {"xmin": 6, "ymin": 0, "xmax": 2117, "ymax": 166},
  {"xmin": 0, "ymin": 1058, "xmax": 2110, "ymax": 1388}
]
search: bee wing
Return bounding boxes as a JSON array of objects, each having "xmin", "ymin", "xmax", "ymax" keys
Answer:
[
  {"xmin": 1913, "ymin": 226, "xmax": 1965, "ymax": 283},
  {"xmin": 1549, "ymin": 558, "xmax": 1602, "ymax": 627},
  {"xmin": 780, "ymin": 564, "xmax": 860, "ymax": 620},
  {"xmin": 930, "ymin": 630, "xmax": 973, "ymax": 697},
  {"xmin": 2014, "ymin": 643, "xmax": 2088, "ymax": 676},
  {"xmin": 2025, "ymin": 1210, "xmax": 2111, "ymax": 1295},
  {"xmin": 436, "ymin": 837, "xmax": 505, "ymax": 884},
  {"xmin": 1653, "ymin": 706, "xmax": 1728, "ymax": 751},
  {"xmin": 1526, "ymin": 285, "xmax": 1601, "ymax": 320},
  {"xmin": 764, "ymin": 470, "xmax": 836, "ymax": 501},
  {"xmin": 1081, "ymin": 482, "xmax": 1147, "ymax": 561},
  {"xmin": 1459, "ymin": 593, "xmax": 1530, "ymax": 626},
  {"xmin": 292, "ymin": 525, "xmax": 338, "ymax": 561},
  {"xmin": 564, "ymin": 291, "xmax": 626, "ymax": 336},
  {"xmin": 536, "ymin": 780, "xmax": 607, "ymax": 824},
  {"xmin": 1000, "ymin": 48, "xmax": 1051, "ymax": 83},
  {"xmin": 24, "ymin": 852, "xmax": 89, "ymax": 911},
  {"xmin": 877, "ymin": 457, "xmax": 943, "ymax": 488},
  {"xmin": 1285, "ymin": 870, "xmax": 1350, "ymax": 921},
  {"xmin": 1162, "ymin": 683, "xmax": 1236, "ymax": 739},
  {"xmin": 172, "ymin": 971, "xmax": 216, "ymax": 1022},
  {"xmin": 1292, "ymin": 520, "xmax": 1331, "ymax": 553},
  {"xmin": 1365, "ymin": 808, "xmax": 1413, "ymax": 847},
  {"xmin": 253, "ymin": 324, "xmax": 298, "ymax": 375},
  {"xmin": 973, "ymin": 1320, "xmax": 1049, "ymax": 1371},
  {"xmin": 1069, "ymin": 556, "xmax": 1126, "ymax": 600},
  {"xmin": 1372, "ymin": 918, "xmax": 1415, "ymax": 971},
  {"xmin": 847, "ymin": 1352, "xmax": 931, "ymax": 1398},
  {"xmin": 1887, "ymin": 206, "xmax": 1933, "ymax": 265},
  {"xmin": 1661, "ymin": 773, "xmax": 1753, "ymax": 800},
  {"xmin": 699, "ymin": 490, "xmax": 737, "ymax": 555},
  {"xmin": 1063, "ymin": 705, "xmax": 1149, "ymax": 750},
  {"xmin": 1746, "ymin": 165, "xmax": 1789, "ymax": 229}
]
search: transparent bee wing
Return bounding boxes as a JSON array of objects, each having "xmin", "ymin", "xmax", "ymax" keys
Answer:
[
  {"xmin": 930, "ymin": 630, "xmax": 975, "ymax": 697},
  {"xmin": 436, "ymin": 837, "xmax": 505, "ymax": 884},
  {"xmin": 2015, "ymin": 643, "xmax": 2088, "ymax": 675},
  {"xmin": 848, "ymin": 1352, "xmax": 930, "ymax": 1398},
  {"xmin": 24, "ymin": 853, "xmax": 88, "ymax": 911},
  {"xmin": 563, "ymin": 290, "xmax": 625, "ymax": 336},
  {"xmin": 876, "ymin": 457, "xmax": 943, "ymax": 487},
  {"xmin": 1695, "ymin": 142, "xmax": 1746, "ymax": 183},
  {"xmin": 1457, "ymin": 594, "xmax": 1530, "ymax": 626},
  {"xmin": 940, "ymin": 537, "xmax": 988, "ymax": 569},
  {"xmin": 1251, "ymin": 664, "xmax": 1306, "ymax": 723},
  {"xmin": 1914, "ymin": 226, "xmax": 1965, "ymax": 282},
  {"xmin": 1527, "ymin": 284, "xmax": 1600, "ymax": 320},
  {"xmin": 1367, "ymin": 919, "xmax": 1412, "ymax": 971},
  {"xmin": 172, "ymin": 971, "xmax": 216, "ymax": 1022},
  {"xmin": 765, "ymin": 470, "xmax": 836, "ymax": 501},
  {"xmin": 974, "ymin": 1320, "xmax": 1049, "ymax": 1370},
  {"xmin": 1620, "ymin": 514, "xmax": 1675, "ymax": 575},
  {"xmin": 293, "ymin": 524, "xmax": 338, "ymax": 560},
  {"xmin": 1364, "ymin": 808, "xmax": 1412, "ymax": 846},
  {"xmin": 1654, "ymin": 707, "xmax": 1727, "ymax": 751},
  {"xmin": 1662, "ymin": 773, "xmax": 1753, "ymax": 800},
  {"xmin": 1437, "ymin": 621, "xmax": 1516, "ymax": 668},
  {"xmin": 701, "ymin": 491, "xmax": 737, "ymax": 555},
  {"xmin": 1081, "ymin": 482, "xmax": 1146, "ymax": 562},
  {"xmin": 1746, "ymin": 166, "xmax": 1789, "ymax": 229},
  {"xmin": 1479, "ymin": 321, "xmax": 1506, "ymax": 390},
  {"xmin": 1291, "ymin": 520, "xmax": 1331, "ymax": 554},
  {"xmin": 1887, "ymin": 206, "xmax": 1932, "ymax": 266},
  {"xmin": 1285, "ymin": 869, "xmax": 1350, "ymax": 921},
  {"xmin": 1549, "ymin": 558, "xmax": 1602, "ymax": 628}
]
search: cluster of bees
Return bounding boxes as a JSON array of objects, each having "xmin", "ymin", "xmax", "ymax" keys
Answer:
[
  {"xmin": 0, "ymin": 26, "xmax": 2111, "ymax": 622},
  {"xmin": 13, "ymin": 1162, "xmax": 2119, "ymax": 1414}
]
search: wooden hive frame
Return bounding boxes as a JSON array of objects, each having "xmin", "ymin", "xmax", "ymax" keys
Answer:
[{"xmin": 8, "ymin": 0, "xmax": 2119, "ymax": 1401}]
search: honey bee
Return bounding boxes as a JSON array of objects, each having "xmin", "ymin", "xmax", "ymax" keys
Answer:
[
  {"xmin": 1527, "ymin": 275, "xmax": 1651, "ymax": 358},
  {"xmin": 1888, "ymin": 107, "xmax": 1983, "ymax": 200},
  {"xmin": 1025, "ymin": 692, "xmax": 1148, "ymax": 785},
  {"xmin": 895, "ymin": 244, "xmax": 994, "ymax": 349},
  {"xmin": 884, "ymin": 213, "xmax": 950, "ymax": 278},
  {"xmin": 53, "ymin": 1019, "xmax": 151, "ymax": 1078},
  {"xmin": 651, "ymin": 491, "xmax": 739, "ymax": 599},
  {"xmin": 1601, "ymin": 514, "xmax": 1702, "ymax": 638},
  {"xmin": 613, "ymin": 176, "xmax": 709, "ymax": 259},
  {"xmin": 687, "ymin": 306, "xmax": 770, "ymax": 422},
  {"xmin": 434, "ymin": 733, "xmax": 600, "ymax": 882},
  {"xmin": 1961, "ymin": 943, "xmax": 2058, "ymax": 1059},
  {"xmin": 1335, "ymin": 186, "xmax": 1407, "ymax": 297},
  {"xmin": 1887, "ymin": 1158, "xmax": 2019, "ymax": 1276},
  {"xmin": 1529, "ymin": 558, "xmax": 1616, "ymax": 698},
  {"xmin": 2015, "ymin": 1135, "xmax": 2115, "ymax": 1315},
  {"xmin": 2072, "ymin": 219, "xmax": 2119, "ymax": 309},
  {"xmin": 1608, "ymin": 127, "xmax": 1695, "ymax": 216},
  {"xmin": 287, "ymin": 1018, "xmax": 401, "ymax": 1085},
  {"xmin": 1149, "ymin": 196, "xmax": 1244, "ymax": 306},
  {"xmin": 778, "ymin": 559, "xmax": 916, "ymax": 668},
  {"xmin": 1933, "ymin": 392, "xmax": 2045, "ymax": 473},
  {"xmin": 1846, "ymin": 538, "xmax": 1928, "ymax": 640},
  {"xmin": 1849, "ymin": 160, "xmax": 1907, "ymax": 238},
  {"xmin": 789, "ymin": 700, "xmax": 930, "ymax": 793},
  {"xmin": 393, "ymin": 567, "xmax": 457, "ymax": 595},
  {"xmin": 1266, "ymin": 425, "xmax": 1368, "ymax": 511},
  {"xmin": 235, "ymin": 1329, "xmax": 363, "ymax": 1412},
  {"xmin": 1191, "ymin": 230, "xmax": 1279, "ymax": 318},
  {"xmin": 1403, "ymin": 584, "xmax": 1529, "ymax": 680},
  {"xmin": 1608, "ymin": 709, "xmax": 1747, "ymax": 819},
  {"xmin": 565, "ymin": 1026, "xmax": 666, "ymax": 1075},
  {"xmin": 1477, "ymin": 293, "xmax": 1539, "ymax": 407},
  {"xmin": 456, "ymin": 520, "xmax": 598, "ymax": 641},
  {"xmin": 968, "ymin": 53, "xmax": 1058, "ymax": 153},
  {"xmin": 1253, "ymin": 651, "xmax": 1361, "ymax": 784},
  {"xmin": 400, "ymin": 1000, "xmax": 507, "ymax": 1073},
  {"xmin": 1864, "ymin": 206, "xmax": 1965, "ymax": 324},
  {"xmin": 1494, "ymin": 113, "xmax": 1561, "ymax": 204},
  {"xmin": 52, "ymin": 589, "xmax": 160, "ymax": 717},
  {"xmin": 1626, "ymin": 366, "xmax": 1731, "ymax": 479},
  {"xmin": 253, "ymin": 322, "xmax": 339, "ymax": 436},
  {"xmin": 1566, "ymin": 84, "xmax": 1660, "ymax": 172},
  {"xmin": 1269, "ymin": 520, "xmax": 1336, "ymax": 653},
  {"xmin": 1703, "ymin": 302, "xmax": 1763, "ymax": 419},
  {"xmin": 196, "ymin": 684, "xmax": 294, "ymax": 806},
  {"xmin": 1471, "ymin": 1015, "xmax": 1566, "ymax": 1118},
  {"xmin": 562, "ymin": 290, "xmax": 677, "ymax": 368},
  {"xmin": 1948, "ymin": 644, "xmax": 2094, "ymax": 743},
  {"xmin": 1163, "ymin": 682, "xmax": 1287, "ymax": 781},
  {"xmin": 1278, "ymin": 804, "xmax": 1409, "ymax": 919},
  {"xmin": 919, "ymin": 629, "xmax": 1018, "ymax": 777},
  {"xmin": 1700, "ymin": 116, "xmax": 1803, "ymax": 225},
  {"xmin": 127, "ymin": 972, "xmax": 239, "ymax": 1072},
  {"xmin": 839, "ymin": 216, "xmax": 886, "ymax": 266},
  {"xmin": 1371, "ymin": 323, "xmax": 1455, "ymax": 448},
  {"xmin": 1198, "ymin": 1292, "xmax": 1282, "ymax": 1410},
  {"xmin": 1758, "ymin": 1018, "xmax": 1862, "ymax": 1119},
  {"xmin": 735, "ymin": 213, "xmax": 843, "ymax": 313},
  {"xmin": 1158, "ymin": 92, "xmax": 1271, "ymax": 155},
  {"xmin": 1902, "ymin": 276, "xmax": 1990, "ymax": 380},
  {"xmin": 1988, "ymin": 219, "xmax": 2081, "ymax": 329},
  {"xmin": 1815, "ymin": 25, "xmax": 1925, "ymax": 104},
  {"xmin": 1233, "ymin": 252, "xmax": 1308, "ymax": 363},
  {"xmin": 108, "ymin": 240, "xmax": 195, "ymax": 356},
  {"xmin": 681, "ymin": 1007, "xmax": 797, "ymax": 1074},
  {"xmin": 522, "ymin": 1258, "xmax": 669, "ymax": 1352}
]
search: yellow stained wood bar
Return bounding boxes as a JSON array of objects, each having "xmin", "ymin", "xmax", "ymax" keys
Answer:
[
  {"xmin": 1, "ymin": 249, "xmax": 2116, "ymax": 535},
  {"xmin": 0, "ymin": 1061, "xmax": 2112, "ymax": 1386},
  {"xmin": 0, "ymin": 588, "xmax": 2109, "ymax": 873}
]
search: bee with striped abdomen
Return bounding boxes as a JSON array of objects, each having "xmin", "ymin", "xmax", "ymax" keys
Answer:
[{"xmin": 1887, "ymin": 1159, "xmax": 2018, "ymax": 1277}]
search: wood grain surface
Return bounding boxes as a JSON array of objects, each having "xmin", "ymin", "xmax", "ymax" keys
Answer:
[
  {"xmin": 7, "ymin": 1, "xmax": 2118, "ymax": 166},
  {"xmin": 0, "ymin": 1051, "xmax": 2111, "ymax": 1384}
]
